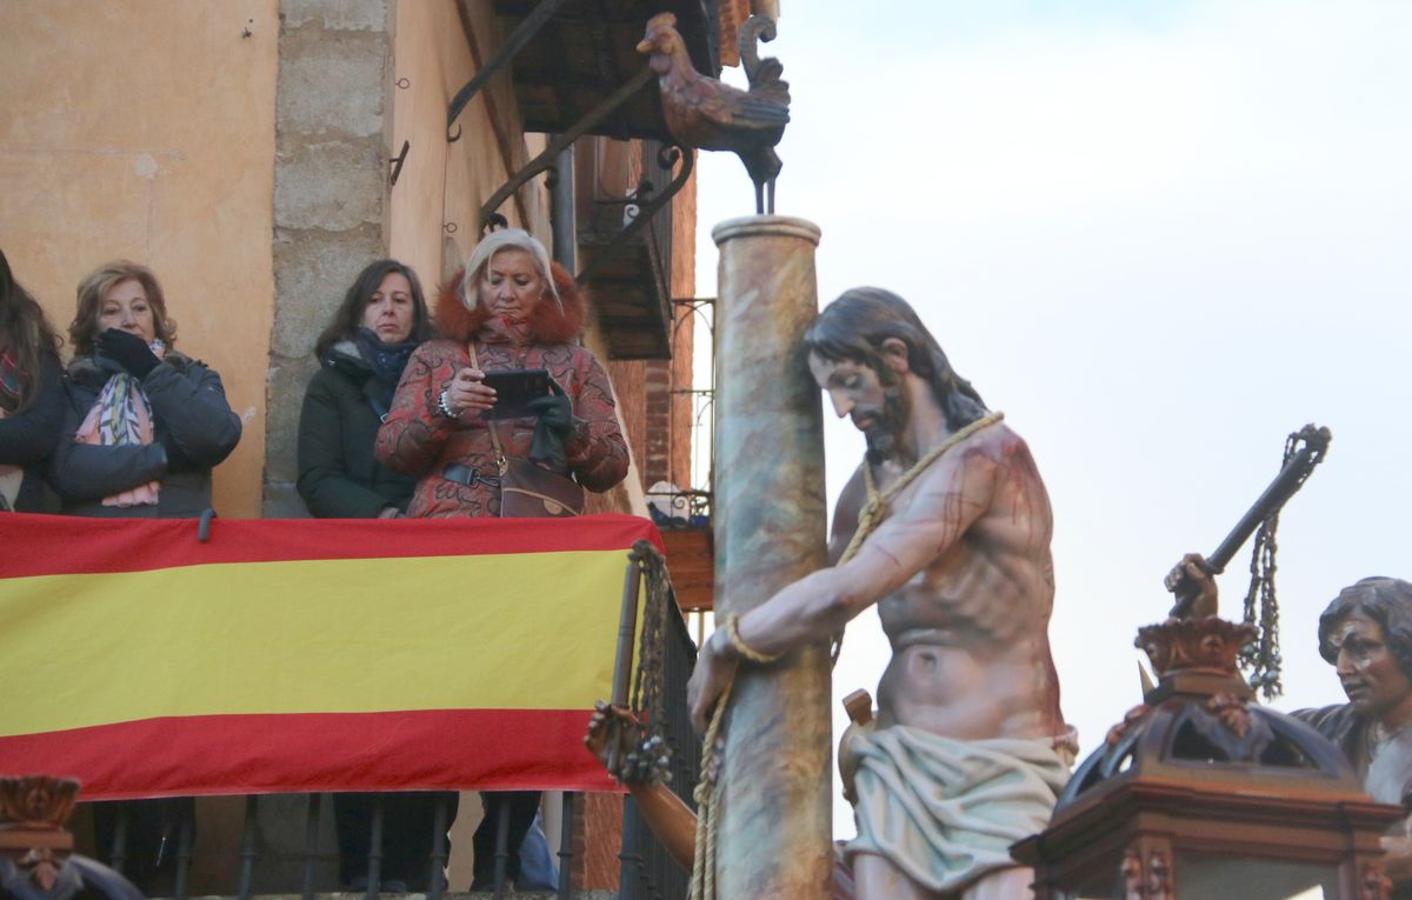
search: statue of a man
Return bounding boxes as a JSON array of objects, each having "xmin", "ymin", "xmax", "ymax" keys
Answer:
[
  {"xmin": 1170, "ymin": 562, "xmax": 1412, "ymax": 884},
  {"xmin": 1290, "ymin": 577, "xmax": 1412, "ymax": 808},
  {"xmin": 688, "ymin": 288, "xmax": 1072, "ymax": 899}
]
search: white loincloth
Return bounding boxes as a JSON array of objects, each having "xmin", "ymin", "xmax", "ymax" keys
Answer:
[{"xmin": 845, "ymin": 725, "xmax": 1070, "ymax": 895}]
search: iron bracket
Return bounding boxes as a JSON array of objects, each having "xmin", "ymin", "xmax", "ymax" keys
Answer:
[
  {"xmin": 388, "ymin": 140, "xmax": 410, "ymax": 186},
  {"xmin": 445, "ymin": 0, "xmax": 573, "ymax": 140},
  {"xmin": 575, "ymin": 142, "xmax": 694, "ymax": 285},
  {"xmin": 476, "ymin": 65, "xmax": 655, "ymax": 233}
]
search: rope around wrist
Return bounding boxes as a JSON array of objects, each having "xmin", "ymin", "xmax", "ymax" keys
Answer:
[{"xmin": 724, "ymin": 613, "xmax": 780, "ymax": 665}]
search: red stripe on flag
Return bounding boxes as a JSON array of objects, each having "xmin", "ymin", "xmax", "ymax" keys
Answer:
[
  {"xmin": 0, "ymin": 709, "xmax": 620, "ymax": 800},
  {"xmin": 0, "ymin": 513, "xmax": 663, "ymax": 577}
]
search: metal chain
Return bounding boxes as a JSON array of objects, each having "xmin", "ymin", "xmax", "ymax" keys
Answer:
[
  {"xmin": 632, "ymin": 546, "xmax": 667, "ymax": 723},
  {"xmin": 1240, "ymin": 430, "xmax": 1326, "ymax": 698},
  {"xmin": 624, "ymin": 542, "xmax": 671, "ymax": 785}
]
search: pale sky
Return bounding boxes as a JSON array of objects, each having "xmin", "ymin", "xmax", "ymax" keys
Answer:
[{"xmin": 692, "ymin": 0, "xmax": 1412, "ymax": 837}]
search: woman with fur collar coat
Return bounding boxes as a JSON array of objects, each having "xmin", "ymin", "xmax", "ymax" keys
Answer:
[
  {"xmin": 375, "ymin": 230, "xmax": 628, "ymax": 519},
  {"xmin": 376, "ymin": 229, "xmax": 627, "ymax": 890}
]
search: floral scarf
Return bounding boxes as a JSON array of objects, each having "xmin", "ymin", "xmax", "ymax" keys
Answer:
[{"xmin": 75, "ymin": 372, "xmax": 161, "ymax": 507}]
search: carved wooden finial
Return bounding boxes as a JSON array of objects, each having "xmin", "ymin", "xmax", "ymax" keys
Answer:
[{"xmin": 0, "ymin": 777, "xmax": 79, "ymax": 832}]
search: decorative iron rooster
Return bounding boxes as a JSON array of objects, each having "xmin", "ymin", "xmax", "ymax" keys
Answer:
[{"xmin": 637, "ymin": 13, "xmax": 790, "ymax": 214}]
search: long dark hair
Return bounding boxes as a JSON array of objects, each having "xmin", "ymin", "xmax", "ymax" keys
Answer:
[
  {"xmin": 802, "ymin": 287, "xmax": 989, "ymax": 429},
  {"xmin": 314, "ymin": 259, "xmax": 434, "ymax": 360},
  {"xmin": 0, "ymin": 249, "xmax": 63, "ymax": 412},
  {"xmin": 1317, "ymin": 577, "xmax": 1412, "ymax": 680},
  {"xmin": 70, "ymin": 260, "xmax": 178, "ymax": 356}
]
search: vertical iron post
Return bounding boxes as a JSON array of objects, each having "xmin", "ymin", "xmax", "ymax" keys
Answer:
[
  {"xmin": 551, "ymin": 143, "xmax": 577, "ymax": 273},
  {"xmin": 300, "ymin": 793, "xmax": 321, "ymax": 900},
  {"xmin": 364, "ymin": 798, "xmax": 384, "ymax": 900},
  {"xmin": 492, "ymin": 800, "xmax": 512, "ymax": 899},
  {"xmin": 429, "ymin": 793, "xmax": 450, "ymax": 900},
  {"xmin": 237, "ymin": 795, "xmax": 258, "ymax": 900},
  {"xmin": 613, "ymin": 551, "xmax": 644, "ymax": 706},
  {"xmin": 110, "ymin": 807, "xmax": 129, "ymax": 876},
  {"xmin": 556, "ymin": 792, "xmax": 576, "ymax": 899},
  {"xmin": 173, "ymin": 810, "xmax": 194, "ymax": 900}
]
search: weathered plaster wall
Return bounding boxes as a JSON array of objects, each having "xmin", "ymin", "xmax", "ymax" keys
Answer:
[
  {"xmin": 0, "ymin": 0, "xmax": 279, "ymax": 518},
  {"xmin": 389, "ymin": 0, "xmax": 552, "ymax": 291},
  {"xmin": 261, "ymin": 0, "xmax": 570, "ymax": 517}
]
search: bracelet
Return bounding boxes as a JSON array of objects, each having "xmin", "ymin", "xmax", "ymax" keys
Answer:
[
  {"xmin": 724, "ymin": 613, "xmax": 781, "ymax": 665},
  {"xmin": 436, "ymin": 388, "xmax": 457, "ymax": 420}
]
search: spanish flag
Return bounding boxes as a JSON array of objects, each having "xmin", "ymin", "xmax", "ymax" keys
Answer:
[{"xmin": 0, "ymin": 513, "xmax": 662, "ymax": 800}]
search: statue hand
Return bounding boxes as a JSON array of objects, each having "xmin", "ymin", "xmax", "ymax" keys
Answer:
[
  {"xmin": 1164, "ymin": 552, "xmax": 1218, "ymax": 618},
  {"xmin": 688, "ymin": 629, "xmax": 739, "ymax": 735},
  {"xmin": 584, "ymin": 700, "xmax": 671, "ymax": 785},
  {"xmin": 584, "ymin": 700, "xmax": 633, "ymax": 765}
]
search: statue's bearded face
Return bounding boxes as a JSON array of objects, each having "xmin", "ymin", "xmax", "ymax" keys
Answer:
[
  {"xmin": 1332, "ymin": 609, "xmax": 1412, "ymax": 721},
  {"xmin": 808, "ymin": 353, "xmax": 911, "ymax": 462}
]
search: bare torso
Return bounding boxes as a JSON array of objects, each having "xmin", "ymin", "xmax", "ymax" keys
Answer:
[{"xmin": 833, "ymin": 423, "xmax": 1065, "ymax": 743}]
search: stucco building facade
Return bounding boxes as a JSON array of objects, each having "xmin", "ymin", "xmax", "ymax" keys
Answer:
[{"xmin": 1, "ymin": 0, "xmax": 730, "ymax": 892}]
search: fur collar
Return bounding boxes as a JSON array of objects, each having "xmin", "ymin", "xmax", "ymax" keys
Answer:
[{"xmin": 435, "ymin": 261, "xmax": 586, "ymax": 345}]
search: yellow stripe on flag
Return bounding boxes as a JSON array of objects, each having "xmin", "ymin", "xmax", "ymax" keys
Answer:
[{"xmin": 1, "ymin": 549, "xmax": 628, "ymax": 737}]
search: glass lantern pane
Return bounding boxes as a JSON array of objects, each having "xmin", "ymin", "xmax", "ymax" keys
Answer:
[{"xmin": 1175, "ymin": 853, "xmax": 1337, "ymax": 899}]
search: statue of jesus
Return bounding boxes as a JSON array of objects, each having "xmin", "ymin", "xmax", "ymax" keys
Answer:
[{"xmin": 687, "ymin": 287, "xmax": 1073, "ymax": 899}]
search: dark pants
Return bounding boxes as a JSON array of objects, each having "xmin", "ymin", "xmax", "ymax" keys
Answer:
[
  {"xmin": 334, "ymin": 791, "xmax": 457, "ymax": 890},
  {"xmin": 470, "ymin": 791, "xmax": 541, "ymax": 888},
  {"xmin": 92, "ymin": 797, "xmax": 196, "ymax": 895}
]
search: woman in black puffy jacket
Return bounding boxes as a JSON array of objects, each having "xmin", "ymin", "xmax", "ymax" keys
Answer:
[
  {"xmin": 50, "ymin": 260, "xmax": 241, "ymax": 519},
  {"xmin": 297, "ymin": 258, "xmax": 442, "ymax": 891},
  {"xmin": 0, "ymin": 249, "xmax": 65, "ymax": 512},
  {"xmin": 53, "ymin": 260, "xmax": 241, "ymax": 894},
  {"xmin": 297, "ymin": 258, "xmax": 435, "ymax": 520}
]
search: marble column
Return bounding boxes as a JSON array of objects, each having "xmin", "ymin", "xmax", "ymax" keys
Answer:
[{"xmin": 709, "ymin": 215, "xmax": 831, "ymax": 898}]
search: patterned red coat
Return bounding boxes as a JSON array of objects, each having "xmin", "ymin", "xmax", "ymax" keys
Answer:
[{"xmin": 374, "ymin": 263, "xmax": 628, "ymax": 518}]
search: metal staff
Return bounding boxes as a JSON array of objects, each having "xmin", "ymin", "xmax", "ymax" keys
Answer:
[
  {"xmin": 606, "ymin": 547, "xmax": 647, "ymax": 777},
  {"xmin": 1169, "ymin": 424, "xmax": 1332, "ymax": 618}
]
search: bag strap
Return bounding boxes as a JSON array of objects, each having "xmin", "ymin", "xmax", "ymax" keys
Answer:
[{"xmin": 467, "ymin": 342, "xmax": 509, "ymax": 475}]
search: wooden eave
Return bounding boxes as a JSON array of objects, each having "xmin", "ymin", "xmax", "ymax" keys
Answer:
[{"xmin": 490, "ymin": 0, "xmax": 721, "ymax": 141}]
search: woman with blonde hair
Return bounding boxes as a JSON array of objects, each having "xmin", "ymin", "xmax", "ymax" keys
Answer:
[
  {"xmin": 376, "ymin": 229, "xmax": 628, "ymax": 888},
  {"xmin": 376, "ymin": 228, "xmax": 627, "ymax": 517}
]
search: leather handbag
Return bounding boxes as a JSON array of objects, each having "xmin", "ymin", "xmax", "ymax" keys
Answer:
[
  {"xmin": 469, "ymin": 342, "xmax": 584, "ymax": 518},
  {"xmin": 498, "ymin": 455, "xmax": 584, "ymax": 517}
]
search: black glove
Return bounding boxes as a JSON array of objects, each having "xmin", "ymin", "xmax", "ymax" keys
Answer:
[
  {"xmin": 527, "ymin": 381, "xmax": 574, "ymax": 471},
  {"xmin": 96, "ymin": 328, "xmax": 161, "ymax": 378}
]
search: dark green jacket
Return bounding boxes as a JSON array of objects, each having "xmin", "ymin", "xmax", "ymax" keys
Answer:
[
  {"xmin": 297, "ymin": 341, "xmax": 417, "ymax": 518},
  {"xmin": 0, "ymin": 350, "xmax": 65, "ymax": 512}
]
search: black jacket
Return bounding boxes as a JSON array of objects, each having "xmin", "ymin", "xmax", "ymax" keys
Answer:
[
  {"xmin": 0, "ymin": 350, "xmax": 65, "ymax": 512},
  {"xmin": 297, "ymin": 341, "xmax": 417, "ymax": 518},
  {"xmin": 50, "ymin": 351, "xmax": 241, "ymax": 518}
]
